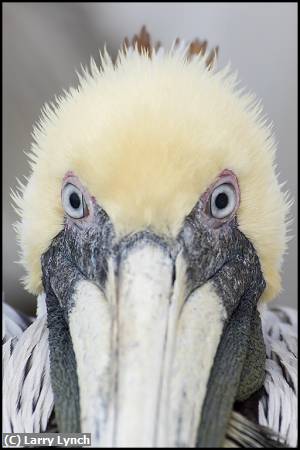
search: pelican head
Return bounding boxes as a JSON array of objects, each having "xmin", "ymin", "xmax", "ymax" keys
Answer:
[{"xmin": 13, "ymin": 38, "xmax": 289, "ymax": 447}]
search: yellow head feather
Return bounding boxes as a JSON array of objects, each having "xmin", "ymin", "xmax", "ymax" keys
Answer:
[{"xmin": 13, "ymin": 46, "xmax": 289, "ymax": 301}]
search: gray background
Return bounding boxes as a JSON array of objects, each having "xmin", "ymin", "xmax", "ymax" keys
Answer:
[{"xmin": 3, "ymin": 2, "xmax": 298, "ymax": 314}]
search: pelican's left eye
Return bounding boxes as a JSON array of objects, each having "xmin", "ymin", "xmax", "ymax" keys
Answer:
[
  {"xmin": 210, "ymin": 183, "xmax": 237, "ymax": 219},
  {"xmin": 62, "ymin": 183, "xmax": 87, "ymax": 219}
]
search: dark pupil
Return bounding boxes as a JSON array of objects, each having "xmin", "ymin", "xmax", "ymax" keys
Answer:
[
  {"xmin": 215, "ymin": 192, "xmax": 228, "ymax": 209},
  {"xmin": 69, "ymin": 192, "xmax": 81, "ymax": 209}
]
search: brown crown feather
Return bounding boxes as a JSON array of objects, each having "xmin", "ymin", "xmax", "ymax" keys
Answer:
[{"xmin": 121, "ymin": 26, "xmax": 219, "ymax": 69}]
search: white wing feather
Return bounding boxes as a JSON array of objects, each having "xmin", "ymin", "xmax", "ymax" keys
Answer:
[
  {"xmin": 259, "ymin": 306, "xmax": 298, "ymax": 447},
  {"xmin": 3, "ymin": 300, "xmax": 33, "ymax": 342},
  {"xmin": 3, "ymin": 295, "xmax": 54, "ymax": 433}
]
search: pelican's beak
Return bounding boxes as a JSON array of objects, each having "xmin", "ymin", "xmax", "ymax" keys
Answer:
[{"xmin": 61, "ymin": 232, "xmax": 265, "ymax": 447}]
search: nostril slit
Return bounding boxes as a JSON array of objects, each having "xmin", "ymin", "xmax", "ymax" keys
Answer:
[{"xmin": 172, "ymin": 266, "xmax": 176, "ymax": 285}]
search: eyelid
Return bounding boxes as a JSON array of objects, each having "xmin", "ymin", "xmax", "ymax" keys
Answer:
[{"xmin": 82, "ymin": 196, "xmax": 89, "ymax": 217}]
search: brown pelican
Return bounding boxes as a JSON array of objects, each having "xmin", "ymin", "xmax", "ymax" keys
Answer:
[{"xmin": 3, "ymin": 28, "xmax": 297, "ymax": 447}]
